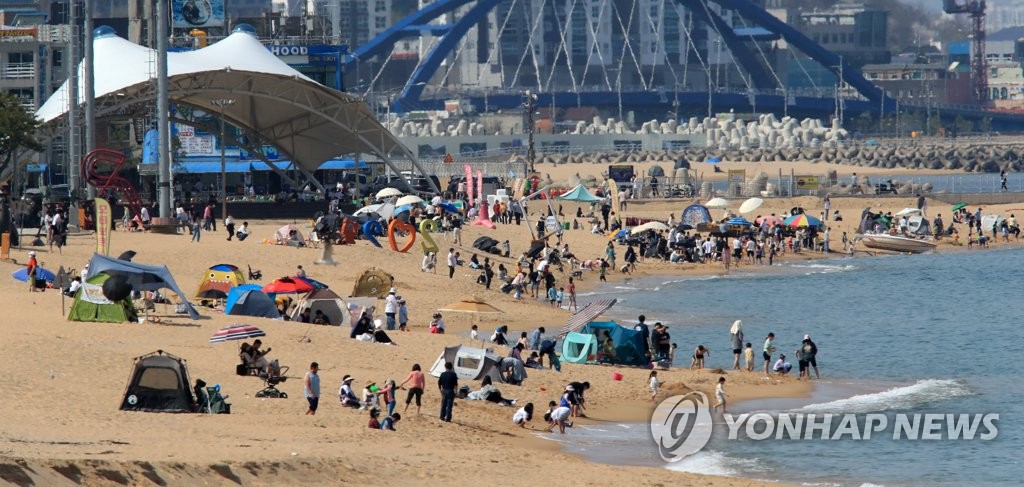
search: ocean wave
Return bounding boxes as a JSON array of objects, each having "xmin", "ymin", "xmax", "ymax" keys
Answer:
[
  {"xmin": 796, "ymin": 379, "xmax": 972, "ymax": 414},
  {"xmin": 665, "ymin": 450, "xmax": 767, "ymax": 477},
  {"xmin": 783, "ymin": 263, "xmax": 857, "ymax": 275},
  {"xmin": 660, "ymin": 275, "xmax": 722, "ymax": 286}
]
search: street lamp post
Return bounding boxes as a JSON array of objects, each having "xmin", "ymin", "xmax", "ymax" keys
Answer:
[
  {"xmin": 523, "ymin": 90, "xmax": 538, "ymax": 174},
  {"xmin": 210, "ymin": 98, "xmax": 236, "ymax": 220}
]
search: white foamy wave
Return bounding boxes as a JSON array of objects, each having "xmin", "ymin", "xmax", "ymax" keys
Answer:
[
  {"xmin": 665, "ymin": 450, "xmax": 767, "ymax": 477},
  {"xmin": 797, "ymin": 379, "xmax": 972, "ymax": 414},
  {"xmin": 660, "ymin": 275, "xmax": 722, "ymax": 286},
  {"xmin": 784, "ymin": 263, "xmax": 857, "ymax": 275}
]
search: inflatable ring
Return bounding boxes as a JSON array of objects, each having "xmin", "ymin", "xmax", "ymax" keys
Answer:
[
  {"xmin": 419, "ymin": 219, "xmax": 439, "ymax": 254},
  {"xmin": 388, "ymin": 219, "xmax": 417, "ymax": 253},
  {"xmin": 340, "ymin": 218, "xmax": 358, "ymax": 244},
  {"xmin": 362, "ymin": 220, "xmax": 384, "ymax": 248}
]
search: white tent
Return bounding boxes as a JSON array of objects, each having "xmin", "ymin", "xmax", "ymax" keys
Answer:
[{"xmin": 35, "ymin": 27, "xmax": 434, "ymax": 188}]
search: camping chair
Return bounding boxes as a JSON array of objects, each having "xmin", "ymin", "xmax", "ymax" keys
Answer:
[
  {"xmin": 307, "ymin": 231, "xmax": 322, "ymax": 249},
  {"xmin": 204, "ymin": 386, "xmax": 232, "ymax": 414},
  {"xmin": 247, "ymin": 265, "xmax": 262, "ymax": 281}
]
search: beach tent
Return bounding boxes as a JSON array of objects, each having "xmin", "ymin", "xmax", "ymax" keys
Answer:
[
  {"xmin": 84, "ymin": 253, "xmax": 200, "ymax": 320},
  {"xmin": 68, "ymin": 272, "xmax": 137, "ymax": 323},
  {"xmin": 119, "ymin": 350, "xmax": 195, "ymax": 413},
  {"xmin": 195, "ymin": 264, "xmax": 245, "ymax": 299},
  {"xmin": 289, "ymin": 288, "xmax": 349, "ymax": 325},
  {"xmin": 428, "ymin": 345, "xmax": 507, "ymax": 383},
  {"xmin": 906, "ymin": 216, "xmax": 932, "ymax": 236},
  {"xmin": 562, "ymin": 332, "xmax": 598, "ymax": 363},
  {"xmin": 556, "ymin": 184, "xmax": 603, "ymax": 202},
  {"xmin": 225, "ymin": 287, "xmax": 280, "ymax": 319},
  {"xmin": 579, "ymin": 321, "xmax": 649, "ymax": 366},
  {"xmin": 681, "ymin": 205, "xmax": 712, "ymax": 227}
]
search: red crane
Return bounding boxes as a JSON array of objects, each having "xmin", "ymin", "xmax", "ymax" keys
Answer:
[{"xmin": 943, "ymin": 0, "xmax": 988, "ymax": 106}]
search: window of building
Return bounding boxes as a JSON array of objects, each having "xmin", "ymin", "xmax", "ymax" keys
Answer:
[
  {"xmin": 52, "ymin": 49, "xmax": 63, "ymax": 69},
  {"xmin": 375, "ymin": 17, "xmax": 386, "ymax": 29},
  {"xmin": 374, "ymin": 1, "xmax": 386, "ymax": 12},
  {"xmin": 8, "ymin": 52, "xmax": 33, "ymax": 63}
]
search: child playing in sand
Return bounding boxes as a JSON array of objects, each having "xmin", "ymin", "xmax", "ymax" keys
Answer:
[
  {"xmin": 744, "ymin": 343, "xmax": 754, "ymax": 372},
  {"xmin": 368, "ymin": 408, "xmax": 381, "ymax": 429},
  {"xmin": 545, "ymin": 401, "xmax": 572, "ymax": 434},
  {"xmin": 380, "ymin": 412, "xmax": 401, "ymax": 431},
  {"xmin": 513, "ymin": 403, "xmax": 534, "ymax": 428},
  {"xmin": 714, "ymin": 377, "xmax": 727, "ymax": 413},
  {"xmin": 690, "ymin": 345, "xmax": 709, "ymax": 369},
  {"xmin": 649, "ymin": 370, "xmax": 662, "ymax": 401},
  {"xmin": 547, "ymin": 286, "xmax": 558, "ymax": 307},
  {"xmin": 556, "ymin": 287, "xmax": 565, "ymax": 308},
  {"xmin": 470, "ymin": 324, "xmax": 479, "ymax": 341}
]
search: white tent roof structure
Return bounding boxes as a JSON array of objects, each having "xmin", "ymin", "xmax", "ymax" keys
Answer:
[{"xmin": 36, "ymin": 26, "xmax": 429, "ymax": 182}]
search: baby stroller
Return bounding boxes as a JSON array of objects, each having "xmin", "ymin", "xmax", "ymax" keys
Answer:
[
  {"xmin": 255, "ymin": 369, "xmax": 289, "ymax": 398},
  {"xmin": 247, "ymin": 264, "xmax": 262, "ymax": 281}
]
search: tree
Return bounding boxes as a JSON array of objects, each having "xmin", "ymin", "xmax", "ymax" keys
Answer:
[{"xmin": 0, "ymin": 92, "xmax": 43, "ymax": 181}]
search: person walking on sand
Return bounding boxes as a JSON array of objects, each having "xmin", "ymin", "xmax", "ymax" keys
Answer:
[
  {"xmin": 730, "ymin": 320, "xmax": 744, "ymax": 370},
  {"xmin": 763, "ymin": 333, "xmax": 776, "ymax": 378},
  {"xmin": 437, "ymin": 362, "xmax": 458, "ymax": 423},
  {"xmin": 649, "ymin": 370, "xmax": 663, "ymax": 402},
  {"xmin": 225, "ymin": 214, "xmax": 235, "ymax": 241},
  {"xmin": 304, "ymin": 362, "xmax": 320, "ymax": 415},
  {"xmin": 447, "ymin": 248, "xmax": 457, "ymax": 279},
  {"xmin": 400, "ymin": 364, "xmax": 426, "ymax": 415},
  {"xmin": 567, "ymin": 277, "xmax": 577, "ymax": 312},
  {"xmin": 714, "ymin": 377, "xmax": 728, "ymax": 413}
]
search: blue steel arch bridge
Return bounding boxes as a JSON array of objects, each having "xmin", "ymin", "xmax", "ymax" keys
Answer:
[{"xmin": 340, "ymin": 0, "xmax": 1024, "ymax": 130}]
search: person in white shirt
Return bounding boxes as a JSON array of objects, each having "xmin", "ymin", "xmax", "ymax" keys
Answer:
[
  {"xmin": 384, "ymin": 288, "xmax": 399, "ymax": 330},
  {"xmin": 140, "ymin": 206, "xmax": 151, "ymax": 225},
  {"xmin": 513, "ymin": 403, "xmax": 534, "ymax": 428},
  {"xmin": 64, "ymin": 276, "xmax": 82, "ymax": 296},
  {"xmin": 714, "ymin": 377, "xmax": 728, "ymax": 413},
  {"xmin": 446, "ymin": 248, "xmax": 458, "ymax": 279},
  {"xmin": 649, "ymin": 371, "xmax": 663, "ymax": 401}
]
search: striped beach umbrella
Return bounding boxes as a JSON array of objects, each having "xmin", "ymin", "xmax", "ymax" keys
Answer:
[
  {"xmin": 209, "ymin": 324, "xmax": 266, "ymax": 343},
  {"xmin": 784, "ymin": 214, "xmax": 823, "ymax": 228}
]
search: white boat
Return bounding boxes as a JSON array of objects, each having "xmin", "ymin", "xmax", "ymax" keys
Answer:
[{"xmin": 858, "ymin": 234, "xmax": 937, "ymax": 253}]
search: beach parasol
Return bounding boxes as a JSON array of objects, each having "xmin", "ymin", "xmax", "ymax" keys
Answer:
[
  {"xmin": 895, "ymin": 208, "xmax": 922, "ymax": 217},
  {"xmin": 394, "ymin": 204, "xmax": 413, "ymax": 216},
  {"xmin": 951, "ymin": 203, "xmax": 967, "ymax": 212},
  {"xmin": 438, "ymin": 202, "xmax": 460, "ymax": 214},
  {"xmin": 12, "ymin": 267, "xmax": 56, "ymax": 282},
  {"xmin": 738, "ymin": 197, "xmax": 763, "ymax": 214},
  {"xmin": 784, "ymin": 214, "xmax": 823, "ymax": 228},
  {"xmin": 705, "ymin": 197, "xmax": 728, "ymax": 209},
  {"xmin": 262, "ymin": 277, "xmax": 315, "ymax": 294},
  {"xmin": 631, "ymin": 221, "xmax": 670, "ymax": 234},
  {"xmin": 726, "ymin": 216, "xmax": 753, "ymax": 226},
  {"xmin": 756, "ymin": 215, "xmax": 784, "ymax": 226},
  {"xmin": 395, "ymin": 194, "xmax": 424, "ymax": 206},
  {"xmin": 439, "ymin": 295, "xmax": 503, "ymax": 314},
  {"xmin": 376, "ymin": 187, "xmax": 403, "ymax": 200},
  {"xmin": 706, "ymin": 157, "xmax": 721, "ymax": 164},
  {"xmin": 209, "ymin": 324, "xmax": 266, "ymax": 343},
  {"xmin": 354, "ymin": 203, "xmax": 395, "ymax": 219},
  {"xmin": 293, "ymin": 276, "xmax": 329, "ymax": 290}
]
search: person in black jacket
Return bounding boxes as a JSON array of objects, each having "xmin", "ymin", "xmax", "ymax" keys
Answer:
[{"xmin": 438, "ymin": 362, "xmax": 458, "ymax": 422}]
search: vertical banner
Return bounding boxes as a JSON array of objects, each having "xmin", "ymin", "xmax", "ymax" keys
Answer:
[
  {"xmin": 95, "ymin": 198, "xmax": 112, "ymax": 255},
  {"xmin": 464, "ymin": 164, "xmax": 474, "ymax": 207},
  {"xmin": 606, "ymin": 178, "xmax": 620, "ymax": 211},
  {"xmin": 476, "ymin": 170, "xmax": 484, "ymax": 202}
]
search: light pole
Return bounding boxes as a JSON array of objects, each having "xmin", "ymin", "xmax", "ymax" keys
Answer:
[
  {"xmin": 523, "ymin": 90, "xmax": 538, "ymax": 174},
  {"xmin": 210, "ymin": 98, "xmax": 236, "ymax": 220}
]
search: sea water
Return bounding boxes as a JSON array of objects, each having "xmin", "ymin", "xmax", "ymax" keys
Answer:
[{"xmin": 569, "ymin": 247, "xmax": 1023, "ymax": 486}]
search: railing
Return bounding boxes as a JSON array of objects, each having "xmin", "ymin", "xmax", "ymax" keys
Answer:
[{"xmin": 0, "ymin": 63, "xmax": 35, "ymax": 80}]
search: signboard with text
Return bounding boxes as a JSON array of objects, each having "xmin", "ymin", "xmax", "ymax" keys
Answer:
[{"xmin": 172, "ymin": 0, "xmax": 224, "ymax": 28}]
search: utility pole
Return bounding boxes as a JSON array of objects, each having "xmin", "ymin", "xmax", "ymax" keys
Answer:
[
  {"xmin": 211, "ymin": 98, "xmax": 236, "ymax": 220},
  {"xmin": 156, "ymin": 0, "xmax": 171, "ymax": 218},
  {"xmin": 524, "ymin": 90, "xmax": 537, "ymax": 174}
]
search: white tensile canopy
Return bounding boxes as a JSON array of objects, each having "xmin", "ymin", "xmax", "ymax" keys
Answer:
[{"xmin": 36, "ymin": 27, "xmax": 432, "ymax": 188}]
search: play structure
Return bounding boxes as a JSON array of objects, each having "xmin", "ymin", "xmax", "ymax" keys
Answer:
[{"xmin": 81, "ymin": 149, "xmax": 143, "ymax": 221}]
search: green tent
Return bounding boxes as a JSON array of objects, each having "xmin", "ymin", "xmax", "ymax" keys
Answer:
[
  {"xmin": 556, "ymin": 184, "xmax": 603, "ymax": 202},
  {"xmin": 68, "ymin": 273, "xmax": 137, "ymax": 323},
  {"xmin": 561, "ymin": 332, "xmax": 598, "ymax": 363}
]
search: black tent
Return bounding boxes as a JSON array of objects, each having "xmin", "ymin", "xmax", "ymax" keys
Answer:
[{"xmin": 120, "ymin": 350, "xmax": 195, "ymax": 413}]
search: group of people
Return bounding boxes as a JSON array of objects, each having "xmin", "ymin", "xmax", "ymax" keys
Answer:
[{"xmin": 732, "ymin": 326, "xmax": 821, "ymax": 380}]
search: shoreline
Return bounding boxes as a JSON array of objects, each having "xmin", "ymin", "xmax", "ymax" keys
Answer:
[{"xmin": 3, "ymin": 189, "xmax": 1022, "ymax": 485}]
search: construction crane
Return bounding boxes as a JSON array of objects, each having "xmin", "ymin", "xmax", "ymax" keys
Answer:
[{"xmin": 943, "ymin": 0, "xmax": 988, "ymax": 106}]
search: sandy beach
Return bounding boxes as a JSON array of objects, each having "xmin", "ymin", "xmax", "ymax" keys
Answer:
[{"xmin": 2, "ymin": 160, "xmax": 1022, "ymax": 486}]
